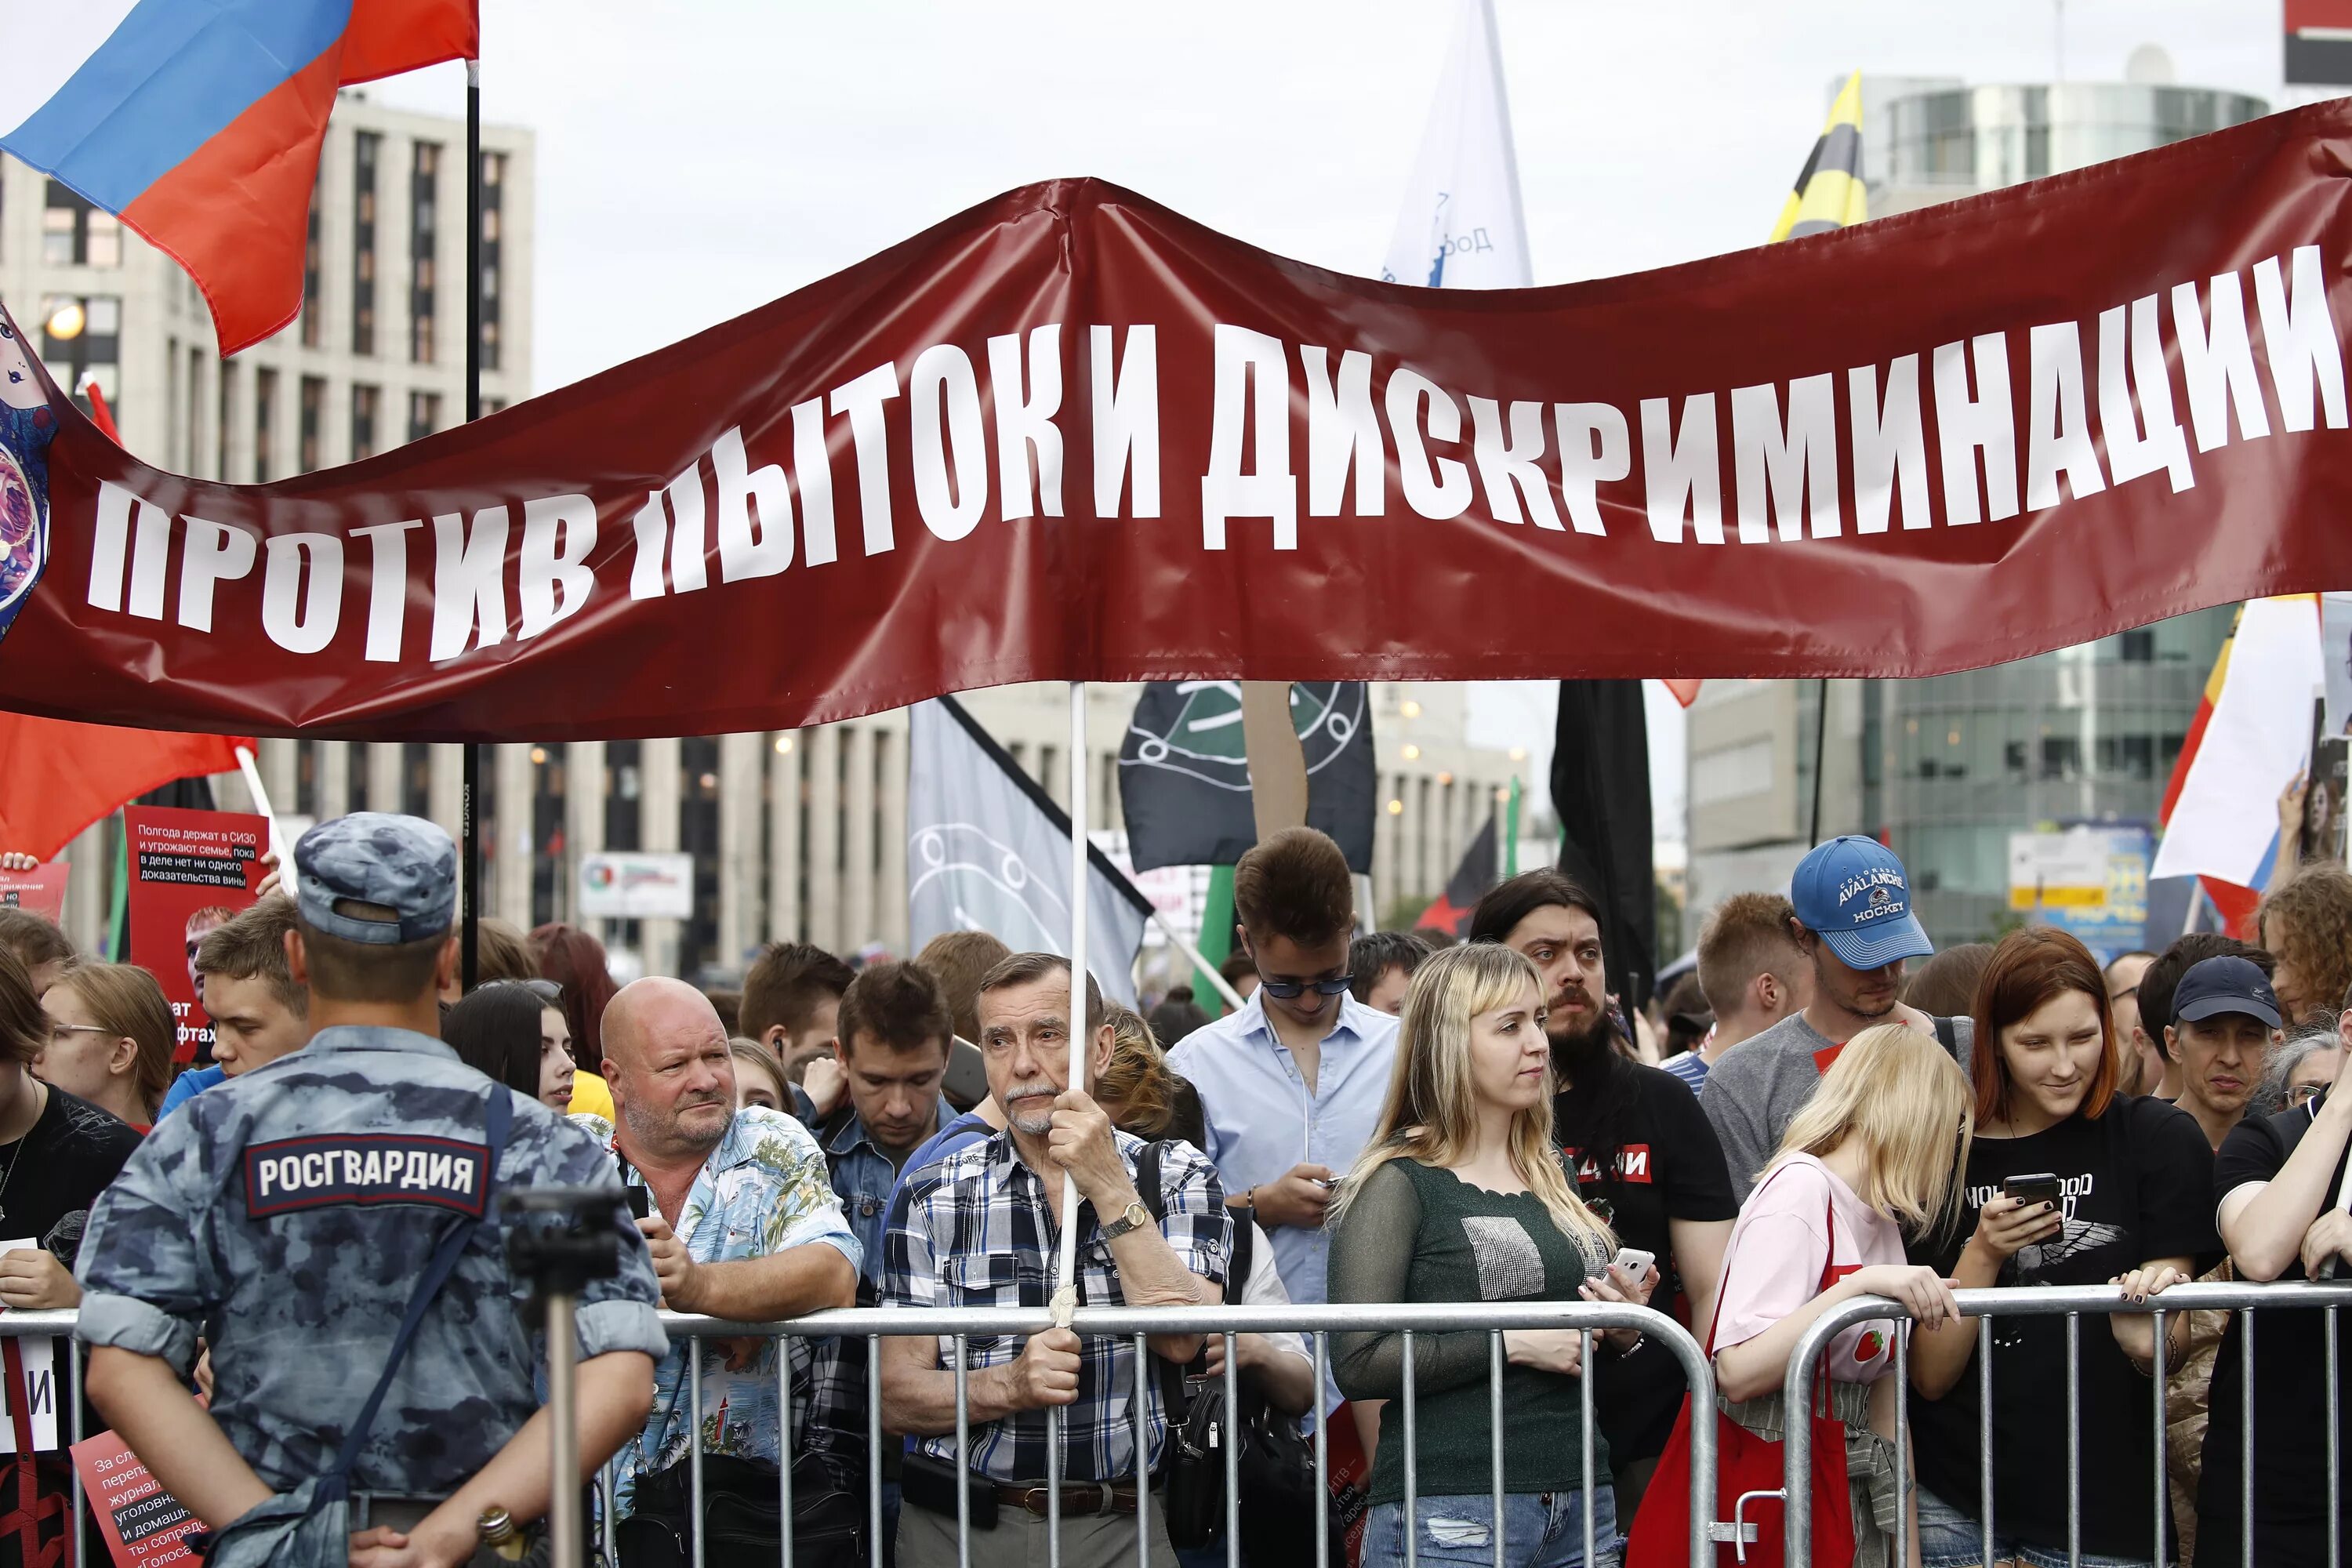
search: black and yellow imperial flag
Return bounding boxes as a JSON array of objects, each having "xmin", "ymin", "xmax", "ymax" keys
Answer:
[{"xmin": 1769, "ymin": 70, "xmax": 1866, "ymax": 241}]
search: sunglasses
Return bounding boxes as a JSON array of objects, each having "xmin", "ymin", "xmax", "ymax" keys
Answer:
[{"xmin": 1256, "ymin": 974, "xmax": 1354, "ymax": 1000}]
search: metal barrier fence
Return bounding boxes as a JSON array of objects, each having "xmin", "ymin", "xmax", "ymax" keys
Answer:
[
  {"xmin": 1776, "ymin": 1279, "xmax": 2352, "ymax": 1568},
  {"xmin": 649, "ymin": 1301, "xmax": 1713, "ymax": 1568},
  {"xmin": 0, "ymin": 1301, "xmax": 1717, "ymax": 1567}
]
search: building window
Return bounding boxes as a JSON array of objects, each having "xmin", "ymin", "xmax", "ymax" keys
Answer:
[
  {"xmin": 253, "ymin": 368, "xmax": 278, "ymax": 482},
  {"xmin": 38, "ymin": 295, "xmax": 119, "ymax": 412},
  {"xmin": 216, "ymin": 361, "xmax": 234, "ymax": 480},
  {"xmin": 479, "ymin": 150, "xmax": 505, "ymax": 372},
  {"xmin": 351, "ymin": 131, "xmax": 379, "ymax": 355},
  {"xmin": 407, "ymin": 390, "xmax": 441, "ymax": 445},
  {"xmin": 2119, "ymin": 629, "xmax": 2155, "ymax": 662},
  {"xmin": 350, "ymin": 383, "xmax": 379, "ymax": 461},
  {"xmin": 299, "ymin": 376, "xmax": 325, "ymax": 472},
  {"xmin": 1692, "ymin": 739, "xmax": 1774, "ymax": 807},
  {"xmin": 187, "ymin": 347, "xmax": 201, "ymax": 476},
  {"xmin": 409, "ymin": 141, "xmax": 439, "ymax": 364},
  {"xmin": 301, "ymin": 172, "xmax": 323, "ymax": 347},
  {"xmin": 682, "ymin": 738, "xmax": 721, "ymax": 975},
  {"xmin": 42, "ymin": 181, "xmax": 121, "ymax": 267},
  {"xmin": 606, "ymin": 740, "xmax": 643, "ymax": 851}
]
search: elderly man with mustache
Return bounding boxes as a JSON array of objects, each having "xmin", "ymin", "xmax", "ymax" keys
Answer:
[
  {"xmin": 880, "ymin": 952, "xmax": 1232, "ymax": 1568},
  {"xmin": 576, "ymin": 976, "xmax": 862, "ymax": 1563}
]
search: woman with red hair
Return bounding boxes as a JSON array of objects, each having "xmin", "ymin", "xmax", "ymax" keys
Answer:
[{"xmin": 1904, "ymin": 926, "xmax": 2217, "ymax": 1568}]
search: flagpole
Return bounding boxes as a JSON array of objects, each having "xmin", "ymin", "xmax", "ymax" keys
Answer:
[
  {"xmin": 1149, "ymin": 906, "xmax": 1246, "ymax": 1012},
  {"xmin": 1056, "ymin": 680, "xmax": 1088, "ymax": 1305},
  {"xmin": 459, "ymin": 57, "xmax": 483, "ymax": 989}
]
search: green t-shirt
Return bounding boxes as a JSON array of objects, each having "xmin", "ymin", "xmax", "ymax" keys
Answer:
[{"xmin": 1329, "ymin": 1156, "xmax": 1610, "ymax": 1504}]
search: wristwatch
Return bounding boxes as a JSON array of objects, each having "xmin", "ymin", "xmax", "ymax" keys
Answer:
[{"xmin": 1098, "ymin": 1200, "xmax": 1155, "ymax": 1241}]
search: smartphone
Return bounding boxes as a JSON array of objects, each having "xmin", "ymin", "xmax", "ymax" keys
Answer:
[
  {"xmin": 2002, "ymin": 1173, "xmax": 2062, "ymax": 1210},
  {"xmin": 1610, "ymin": 1247, "xmax": 1656, "ymax": 1278}
]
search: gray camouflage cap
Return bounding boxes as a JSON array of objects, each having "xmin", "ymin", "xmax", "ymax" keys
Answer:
[{"xmin": 292, "ymin": 811, "xmax": 457, "ymax": 945}]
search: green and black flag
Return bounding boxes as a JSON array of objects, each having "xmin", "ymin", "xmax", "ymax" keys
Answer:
[{"xmin": 1117, "ymin": 681, "xmax": 1375, "ymax": 871}]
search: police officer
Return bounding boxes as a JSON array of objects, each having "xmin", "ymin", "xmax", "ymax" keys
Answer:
[{"xmin": 78, "ymin": 813, "xmax": 667, "ymax": 1567}]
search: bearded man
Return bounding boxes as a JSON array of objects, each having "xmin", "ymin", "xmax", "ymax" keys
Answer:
[{"xmin": 1469, "ymin": 870, "xmax": 1738, "ymax": 1523}]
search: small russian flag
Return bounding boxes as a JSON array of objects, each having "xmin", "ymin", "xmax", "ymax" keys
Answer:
[{"xmin": 0, "ymin": 0, "xmax": 477, "ymax": 356}]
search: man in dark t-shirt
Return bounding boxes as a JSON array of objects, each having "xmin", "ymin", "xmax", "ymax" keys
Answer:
[
  {"xmin": 2208, "ymin": 1065, "xmax": 2352, "ymax": 1563},
  {"xmin": 1469, "ymin": 870, "xmax": 1738, "ymax": 1520}
]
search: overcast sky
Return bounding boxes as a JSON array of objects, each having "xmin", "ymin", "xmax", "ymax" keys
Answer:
[{"xmin": 378, "ymin": 1, "xmax": 2290, "ymax": 842}]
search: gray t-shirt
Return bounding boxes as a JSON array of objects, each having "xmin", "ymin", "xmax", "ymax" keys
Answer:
[{"xmin": 1700, "ymin": 1010, "xmax": 1975, "ymax": 1203}]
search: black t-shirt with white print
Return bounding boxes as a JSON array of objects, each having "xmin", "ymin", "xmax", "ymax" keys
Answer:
[
  {"xmin": 2199, "ymin": 1091, "xmax": 2352, "ymax": 1563},
  {"xmin": 1906, "ymin": 1094, "xmax": 2217, "ymax": 1560},
  {"xmin": 1556, "ymin": 1063, "xmax": 1738, "ymax": 1468}
]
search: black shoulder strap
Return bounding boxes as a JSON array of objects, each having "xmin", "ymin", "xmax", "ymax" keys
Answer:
[
  {"xmin": 1933, "ymin": 1014, "xmax": 1960, "ymax": 1060},
  {"xmin": 324, "ymin": 1087, "xmax": 513, "ymax": 1495}
]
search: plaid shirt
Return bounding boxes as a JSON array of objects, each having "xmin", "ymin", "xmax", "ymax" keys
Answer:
[{"xmin": 880, "ymin": 1129, "xmax": 1230, "ymax": 1483}]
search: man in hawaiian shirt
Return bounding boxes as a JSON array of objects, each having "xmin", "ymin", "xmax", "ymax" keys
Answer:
[{"xmin": 575, "ymin": 977, "xmax": 861, "ymax": 1542}]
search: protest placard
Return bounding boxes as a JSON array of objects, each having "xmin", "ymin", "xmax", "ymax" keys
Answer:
[
  {"xmin": 122, "ymin": 806, "xmax": 265, "ymax": 1065},
  {"xmin": 70, "ymin": 1428, "xmax": 201, "ymax": 1567},
  {"xmin": 0, "ymin": 862, "xmax": 64, "ymax": 922}
]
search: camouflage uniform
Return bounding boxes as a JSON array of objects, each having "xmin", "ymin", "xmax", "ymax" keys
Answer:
[
  {"xmin": 74, "ymin": 811, "xmax": 669, "ymax": 1504},
  {"xmin": 76, "ymin": 1027, "xmax": 668, "ymax": 1495}
]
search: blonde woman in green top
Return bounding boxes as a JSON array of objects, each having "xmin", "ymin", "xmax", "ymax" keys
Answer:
[{"xmin": 1331, "ymin": 943, "xmax": 1657, "ymax": 1568}]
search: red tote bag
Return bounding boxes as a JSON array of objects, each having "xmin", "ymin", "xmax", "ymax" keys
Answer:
[{"xmin": 1624, "ymin": 1181, "xmax": 1858, "ymax": 1568}]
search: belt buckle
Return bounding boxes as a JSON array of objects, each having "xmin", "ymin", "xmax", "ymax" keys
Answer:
[{"xmin": 1018, "ymin": 1486, "xmax": 1053, "ymax": 1516}]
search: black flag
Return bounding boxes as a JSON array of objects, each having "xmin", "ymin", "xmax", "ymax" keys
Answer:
[
  {"xmin": 1416, "ymin": 814, "xmax": 1497, "ymax": 938},
  {"xmin": 1117, "ymin": 681, "xmax": 1375, "ymax": 871},
  {"xmin": 1552, "ymin": 681, "xmax": 1659, "ymax": 1010}
]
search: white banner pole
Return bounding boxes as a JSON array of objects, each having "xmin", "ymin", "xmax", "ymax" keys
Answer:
[{"xmin": 1052, "ymin": 681, "xmax": 1089, "ymax": 1324}]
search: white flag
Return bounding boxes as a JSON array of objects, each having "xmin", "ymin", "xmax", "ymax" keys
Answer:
[
  {"xmin": 1381, "ymin": 0, "xmax": 1533, "ymax": 290},
  {"xmin": 906, "ymin": 698, "xmax": 1151, "ymax": 1005}
]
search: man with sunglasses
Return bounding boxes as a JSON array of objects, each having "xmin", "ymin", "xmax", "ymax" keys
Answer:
[{"xmin": 1167, "ymin": 827, "xmax": 1396, "ymax": 1320}]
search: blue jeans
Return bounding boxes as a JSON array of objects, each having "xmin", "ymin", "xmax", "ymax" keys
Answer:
[
  {"xmin": 1361, "ymin": 1489, "xmax": 1621, "ymax": 1568},
  {"xmin": 1914, "ymin": 1483, "xmax": 2154, "ymax": 1568}
]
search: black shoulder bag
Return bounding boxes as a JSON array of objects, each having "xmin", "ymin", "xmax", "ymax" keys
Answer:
[{"xmin": 1145, "ymin": 1145, "xmax": 1336, "ymax": 1563}]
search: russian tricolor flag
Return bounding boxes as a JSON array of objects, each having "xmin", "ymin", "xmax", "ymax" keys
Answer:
[{"xmin": 0, "ymin": 0, "xmax": 477, "ymax": 356}]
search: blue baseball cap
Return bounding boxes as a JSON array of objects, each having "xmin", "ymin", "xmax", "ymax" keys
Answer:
[
  {"xmin": 2172, "ymin": 955, "xmax": 2282, "ymax": 1030},
  {"xmin": 1790, "ymin": 835, "xmax": 1935, "ymax": 971},
  {"xmin": 293, "ymin": 812, "xmax": 457, "ymax": 945}
]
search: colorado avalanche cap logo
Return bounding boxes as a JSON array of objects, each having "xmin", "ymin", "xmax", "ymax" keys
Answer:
[
  {"xmin": 1867, "ymin": 885, "xmax": 1892, "ymax": 908},
  {"xmin": 0, "ymin": 314, "xmax": 56, "ymax": 645}
]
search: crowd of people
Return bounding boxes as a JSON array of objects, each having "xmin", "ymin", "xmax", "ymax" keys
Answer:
[{"xmin": 5, "ymin": 807, "xmax": 2351, "ymax": 1568}]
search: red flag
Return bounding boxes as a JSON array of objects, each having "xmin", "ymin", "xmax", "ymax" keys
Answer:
[
  {"xmin": 1661, "ymin": 680, "xmax": 1703, "ymax": 708},
  {"xmin": 0, "ymin": 716, "xmax": 253, "ymax": 862}
]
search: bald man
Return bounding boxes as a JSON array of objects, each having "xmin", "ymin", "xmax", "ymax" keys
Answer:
[{"xmin": 575, "ymin": 978, "xmax": 865, "ymax": 1542}]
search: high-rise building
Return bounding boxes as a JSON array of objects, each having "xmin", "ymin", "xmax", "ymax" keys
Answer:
[{"xmin": 1686, "ymin": 66, "xmax": 2267, "ymax": 946}]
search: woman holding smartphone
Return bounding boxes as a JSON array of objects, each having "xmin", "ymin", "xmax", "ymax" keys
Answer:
[
  {"xmin": 1905, "ymin": 927, "xmax": 2214, "ymax": 1568},
  {"xmin": 1330, "ymin": 943, "xmax": 1656, "ymax": 1568}
]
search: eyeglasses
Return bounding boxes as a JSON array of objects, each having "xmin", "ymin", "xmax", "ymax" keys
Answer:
[
  {"xmin": 2289, "ymin": 1082, "xmax": 2327, "ymax": 1107},
  {"xmin": 49, "ymin": 1023, "xmax": 114, "ymax": 1044},
  {"xmin": 1255, "ymin": 974, "xmax": 1354, "ymax": 1000}
]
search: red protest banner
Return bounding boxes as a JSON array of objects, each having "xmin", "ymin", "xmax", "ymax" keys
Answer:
[
  {"xmin": 69, "ymin": 1429, "xmax": 200, "ymax": 1568},
  {"xmin": 0, "ymin": 862, "xmax": 64, "ymax": 922},
  {"xmin": 8, "ymin": 105, "xmax": 2352, "ymax": 738},
  {"xmin": 122, "ymin": 807, "xmax": 264, "ymax": 1065}
]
